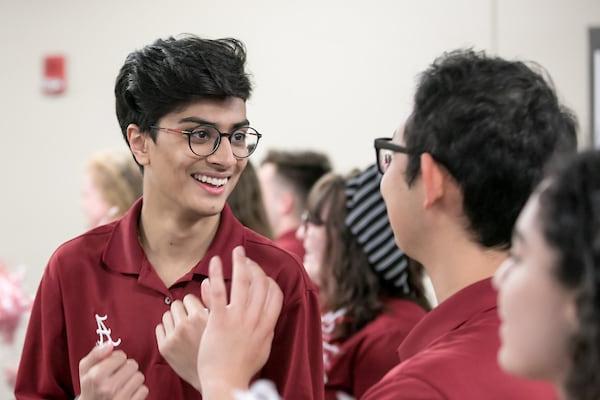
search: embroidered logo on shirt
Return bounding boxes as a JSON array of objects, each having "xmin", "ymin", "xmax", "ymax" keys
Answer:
[{"xmin": 95, "ymin": 314, "xmax": 122, "ymax": 347}]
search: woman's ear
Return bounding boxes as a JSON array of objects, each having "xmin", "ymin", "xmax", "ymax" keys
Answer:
[{"xmin": 127, "ymin": 124, "xmax": 150, "ymax": 166}]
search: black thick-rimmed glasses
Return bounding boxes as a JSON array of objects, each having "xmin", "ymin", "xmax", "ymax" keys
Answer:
[
  {"xmin": 374, "ymin": 137, "xmax": 414, "ymax": 174},
  {"xmin": 150, "ymin": 125, "xmax": 262, "ymax": 159}
]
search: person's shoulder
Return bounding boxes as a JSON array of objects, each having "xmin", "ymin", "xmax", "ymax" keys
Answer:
[
  {"xmin": 243, "ymin": 228, "xmax": 316, "ymax": 300},
  {"xmin": 363, "ymin": 364, "xmax": 445, "ymax": 400},
  {"xmin": 357, "ymin": 301, "xmax": 426, "ymax": 344},
  {"xmin": 395, "ymin": 326, "xmax": 556, "ymax": 399},
  {"xmin": 47, "ymin": 222, "xmax": 116, "ymax": 274},
  {"xmin": 382, "ymin": 299, "xmax": 427, "ymax": 328},
  {"xmin": 389, "ymin": 320, "xmax": 502, "ymax": 394}
]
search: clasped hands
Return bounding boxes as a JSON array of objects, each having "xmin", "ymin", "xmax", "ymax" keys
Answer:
[
  {"xmin": 155, "ymin": 246, "xmax": 284, "ymax": 395},
  {"xmin": 77, "ymin": 246, "xmax": 282, "ymax": 400}
]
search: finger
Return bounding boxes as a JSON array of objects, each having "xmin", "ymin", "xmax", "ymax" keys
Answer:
[
  {"xmin": 200, "ymin": 278, "xmax": 212, "ymax": 310},
  {"xmin": 208, "ymin": 256, "xmax": 227, "ymax": 317},
  {"xmin": 182, "ymin": 293, "xmax": 206, "ymax": 315},
  {"xmin": 245, "ymin": 257, "xmax": 267, "ymax": 279},
  {"xmin": 170, "ymin": 300, "xmax": 187, "ymax": 325},
  {"xmin": 245, "ymin": 274, "xmax": 269, "ymax": 329},
  {"xmin": 161, "ymin": 311, "xmax": 175, "ymax": 335},
  {"xmin": 258, "ymin": 279, "xmax": 284, "ymax": 336},
  {"xmin": 230, "ymin": 246, "xmax": 251, "ymax": 307},
  {"xmin": 155, "ymin": 324, "xmax": 166, "ymax": 349},
  {"xmin": 114, "ymin": 370, "xmax": 145, "ymax": 400},
  {"xmin": 130, "ymin": 384, "xmax": 149, "ymax": 400},
  {"xmin": 110, "ymin": 358, "xmax": 140, "ymax": 395},
  {"xmin": 79, "ymin": 343, "xmax": 114, "ymax": 375},
  {"xmin": 88, "ymin": 350, "xmax": 128, "ymax": 382}
]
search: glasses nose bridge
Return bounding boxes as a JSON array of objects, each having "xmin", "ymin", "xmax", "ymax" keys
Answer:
[{"xmin": 207, "ymin": 131, "xmax": 236, "ymax": 164}]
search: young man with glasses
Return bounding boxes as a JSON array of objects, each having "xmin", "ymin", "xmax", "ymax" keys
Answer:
[
  {"xmin": 365, "ymin": 50, "xmax": 577, "ymax": 399},
  {"xmin": 15, "ymin": 36, "xmax": 323, "ymax": 400}
]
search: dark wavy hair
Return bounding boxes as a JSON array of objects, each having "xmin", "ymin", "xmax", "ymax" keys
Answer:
[
  {"xmin": 227, "ymin": 161, "xmax": 273, "ymax": 239},
  {"xmin": 115, "ymin": 35, "xmax": 252, "ymax": 150},
  {"xmin": 307, "ymin": 172, "xmax": 430, "ymax": 340},
  {"xmin": 404, "ymin": 49, "xmax": 577, "ymax": 249},
  {"xmin": 538, "ymin": 151, "xmax": 600, "ymax": 400}
]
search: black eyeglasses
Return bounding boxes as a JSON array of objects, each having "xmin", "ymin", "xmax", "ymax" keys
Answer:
[
  {"xmin": 151, "ymin": 125, "xmax": 262, "ymax": 159},
  {"xmin": 373, "ymin": 137, "xmax": 414, "ymax": 174}
]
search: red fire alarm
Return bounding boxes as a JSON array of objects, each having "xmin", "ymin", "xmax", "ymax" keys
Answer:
[{"xmin": 42, "ymin": 55, "xmax": 67, "ymax": 95}]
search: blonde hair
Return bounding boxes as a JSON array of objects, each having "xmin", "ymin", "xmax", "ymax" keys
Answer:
[{"xmin": 87, "ymin": 150, "xmax": 143, "ymax": 218}]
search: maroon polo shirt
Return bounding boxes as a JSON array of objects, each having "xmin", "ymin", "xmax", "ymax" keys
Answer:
[
  {"xmin": 362, "ymin": 278, "xmax": 556, "ymax": 400},
  {"xmin": 324, "ymin": 299, "xmax": 426, "ymax": 400},
  {"xmin": 15, "ymin": 199, "xmax": 324, "ymax": 400},
  {"xmin": 274, "ymin": 229, "xmax": 305, "ymax": 260}
]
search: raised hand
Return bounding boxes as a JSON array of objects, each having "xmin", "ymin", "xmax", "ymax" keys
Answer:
[{"xmin": 197, "ymin": 246, "xmax": 284, "ymax": 399}]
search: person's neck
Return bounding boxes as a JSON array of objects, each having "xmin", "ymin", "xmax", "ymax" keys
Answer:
[
  {"xmin": 139, "ymin": 196, "xmax": 221, "ymax": 288},
  {"xmin": 417, "ymin": 226, "xmax": 507, "ymax": 303},
  {"xmin": 274, "ymin": 215, "xmax": 300, "ymax": 238}
]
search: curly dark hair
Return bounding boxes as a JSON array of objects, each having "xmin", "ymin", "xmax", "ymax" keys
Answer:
[
  {"xmin": 115, "ymin": 35, "xmax": 252, "ymax": 146},
  {"xmin": 307, "ymin": 172, "xmax": 430, "ymax": 340},
  {"xmin": 404, "ymin": 49, "xmax": 577, "ymax": 249},
  {"xmin": 538, "ymin": 150, "xmax": 600, "ymax": 400}
]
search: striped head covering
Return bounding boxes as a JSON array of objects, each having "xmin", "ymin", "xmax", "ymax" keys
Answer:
[{"xmin": 345, "ymin": 164, "xmax": 409, "ymax": 292}]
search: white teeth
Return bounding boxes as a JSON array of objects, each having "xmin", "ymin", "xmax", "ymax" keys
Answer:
[{"xmin": 194, "ymin": 174, "xmax": 228, "ymax": 187}]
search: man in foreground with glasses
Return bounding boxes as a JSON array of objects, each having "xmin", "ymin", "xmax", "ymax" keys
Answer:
[
  {"xmin": 15, "ymin": 35, "xmax": 323, "ymax": 400},
  {"xmin": 365, "ymin": 50, "xmax": 577, "ymax": 399}
]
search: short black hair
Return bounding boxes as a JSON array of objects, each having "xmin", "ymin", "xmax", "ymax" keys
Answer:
[
  {"xmin": 115, "ymin": 35, "xmax": 252, "ymax": 145},
  {"xmin": 538, "ymin": 151, "xmax": 600, "ymax": 400},
  {"xmin": 261, "ymin": 150, "xmax": 332, "ymax": 211},
  {"xmin": 404, "ymin": 49, "xmax": 577, "ymax": 249}
]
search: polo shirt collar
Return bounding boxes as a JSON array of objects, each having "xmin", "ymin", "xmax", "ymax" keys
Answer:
[
  {"xmin": 102, "ymin": 198, "xmax": 244, "ymax": 280},
  {"xmin": 397, "ymin": 277, "xmax": 497, "ymax": 361}
]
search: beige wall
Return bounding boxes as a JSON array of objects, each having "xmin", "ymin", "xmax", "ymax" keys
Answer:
[{"xmin": 0, "ymin": 0, "xmax": 598, "ymax": 397}]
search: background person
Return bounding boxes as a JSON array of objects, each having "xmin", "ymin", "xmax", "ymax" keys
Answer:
[
  {"xmin": 82, "ymin": 149, "xmax": 143, "ymax": 228},
  {"xmin": 298, "ymin": 165, "xmax": 430, "ymax": 399},
  {"xmin": 227, "ymin": 161, "xmax": 273, "ymax": 238},
  {"xmin": 258, "ymin": 150, "xmax": 331, "ymax": 259},
  {"xmin": 494, "ymin": 150, "xmax": 600, "ymax": 400}
]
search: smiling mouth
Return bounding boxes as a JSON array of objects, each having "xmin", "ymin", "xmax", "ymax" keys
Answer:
[{"xmin": 192, "ymin": 173, "xmax": 229, "ymax": 188}]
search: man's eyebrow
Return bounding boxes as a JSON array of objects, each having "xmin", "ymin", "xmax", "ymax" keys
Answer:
[{"xmin": 178, "ymin": 116, "xmax": 250, "ymax": 129}]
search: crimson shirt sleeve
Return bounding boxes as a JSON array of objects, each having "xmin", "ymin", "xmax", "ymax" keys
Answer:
[
  {"xmin": 259, "ymin": 287, "xmax": 324, "ymax": 400},
  {"xmin": 15, "ymin": 256, "xmax": 75, "ymax": 399},
  {"xmin": 361, "ymin": 373, "xmax": 445, "ymax": 400}
]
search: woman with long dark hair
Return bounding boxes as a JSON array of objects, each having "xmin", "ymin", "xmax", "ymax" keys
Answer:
[
  {"xmin": 298, "ymin": 165, "xmax": 430, "ymax": 399},
  {"xmin": 494, "ymin": 150, "xmax": 600, "ymax": 400}
]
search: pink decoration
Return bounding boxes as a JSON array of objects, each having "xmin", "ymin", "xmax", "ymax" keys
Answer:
[{"xmin": 0, "ymin": 260, "xmax": 31, "ymax": 344}]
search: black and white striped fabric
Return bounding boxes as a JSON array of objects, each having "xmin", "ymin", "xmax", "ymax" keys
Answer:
[{"xmin": 344, "ymin": 164, "xmax": 409, "ymax": 292}]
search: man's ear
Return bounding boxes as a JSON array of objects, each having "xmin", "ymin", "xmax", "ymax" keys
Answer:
[
  {"xmin": 420, "ymin": 153, "xmax": 445, "ymax": 208},
  {"xmin": 127, "ymin": 124, "xmax": 150, "ymax": 166}
]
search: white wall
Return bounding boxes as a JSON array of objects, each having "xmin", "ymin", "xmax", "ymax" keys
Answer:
[{"xmin": 0, "ymin": 0, "xmax": 598, "ymax": 397}]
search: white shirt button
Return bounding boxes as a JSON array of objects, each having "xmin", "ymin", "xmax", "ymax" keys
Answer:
[{"xmin": 164, "ymin": 296, "xmax": 172, "ymax": 305}]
